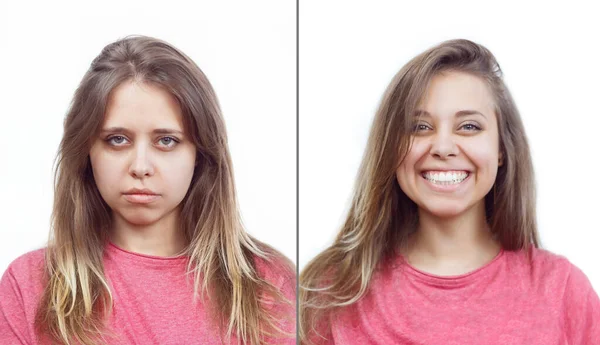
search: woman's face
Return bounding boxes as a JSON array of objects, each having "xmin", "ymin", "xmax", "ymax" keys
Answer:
[
  {"xmin": 396, "ymin": 71, "xmax": 503, "ymax": 218},
  {"xmin": 89, "ymin": 81, "xmax": 197, "ymax": 226}
]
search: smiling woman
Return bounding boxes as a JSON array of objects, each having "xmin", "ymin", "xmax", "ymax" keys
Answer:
[
  {"xmin": 0, "ymin": 36, "xmax": 295, "ymax": 345},
  {"xmin": 299, "ymin": 39, "xmax": 599, "ymax": 344}
]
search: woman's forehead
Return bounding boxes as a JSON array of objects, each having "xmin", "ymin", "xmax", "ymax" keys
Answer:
[
  {"xmin": 102, "ymin": 81, "xmax": 186, "ymax": 134},
  {"xmin": 416, "ymin": 72, "xmax": 495, "ymax": 120}
]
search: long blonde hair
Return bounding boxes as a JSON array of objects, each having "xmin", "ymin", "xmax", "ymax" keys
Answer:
[
  {"xmin": 34, "ymin": 35, "xmax": 294, "ymax": 345},
  {"xmin": 299, "ymin": 39, "xmax": 540, "ymax": 343}
]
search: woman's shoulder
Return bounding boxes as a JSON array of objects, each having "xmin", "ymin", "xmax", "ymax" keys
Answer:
[
  {"xmin": 252, "ymin": 244, "xmax": 296, "ymax": 290},
  {"xmin": 2, "ymin": 247, "xmax": 47, "ymax": 284},
  {"xmin": 504, "ymin": 246, "xmax": 573, "ymax": 276},
  {"xmin": 250, "ymin": 243, "xmax": 296, "ymax": 329},
  {"xmin": 0, "ymin": 247, "xmax": 48, "ymax": 330},
  {"xmin": 520, "ymin": 247, "xmax": 600, "ymax": 337},
  {"xmin": 504, "ymin": 246, "xmax": 595, "ymax": 294}
]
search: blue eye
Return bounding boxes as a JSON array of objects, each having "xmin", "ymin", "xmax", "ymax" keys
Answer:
[
  {"xmin": 158, "ymin": 136, "xmax": 180, "ymax": 148},
  {"xmin": 107, "ymin": 135, "xmax": 128, "ymax": 146},
  {"xmin": 460, "ymin": 123, "xmax": 481, "ymax": 131}
]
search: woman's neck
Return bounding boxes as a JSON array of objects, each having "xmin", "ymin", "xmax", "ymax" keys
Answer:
[
  {"xmin": 403, "ymin": 201, "xmax": 501, "ymax": 276},
  {"xmin": 109, "ymin": 207, "xmax": 188, "ymax": 257}
]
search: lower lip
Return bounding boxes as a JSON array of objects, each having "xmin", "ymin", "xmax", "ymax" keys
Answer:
[
  {"xmin": 123, "ymin": 194, "xmax": 160, "ymax": 204},
  {"xmin": 420, "ymin": 173, "xmax": 471, "ymax": 192}
]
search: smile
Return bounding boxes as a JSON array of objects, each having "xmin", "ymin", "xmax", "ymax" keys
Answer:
[{"xmin": 421, "ymin": 170, "xmax": 470, "ymax": 185}]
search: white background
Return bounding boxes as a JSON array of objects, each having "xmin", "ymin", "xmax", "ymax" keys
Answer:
[
  {"xmin": 0, "ymin": 0, "xmax": 296, "ymax": 274},
  {"xmin": 299, "ymin": 0, "xmax": 600, "ymax": 292}
]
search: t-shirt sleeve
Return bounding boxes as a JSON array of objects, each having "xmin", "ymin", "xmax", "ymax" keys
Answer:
[
  {"xmin": 274, "ymin": 269, "xmax": 297, "ymax": 345},
  {"xmin": 0, "ymin": 266, "xmax": 34, "ymax": 345},
  {"xmin": 304, "ymin": 314, "xmax": 334, "ymax": 345},
  {"xmin": 562, "ymin": 263, "xmax": 600, "ymax": 344},
  {"xmin": 258, "ymin": 258, "xmax": 297, "ymax": 345}
]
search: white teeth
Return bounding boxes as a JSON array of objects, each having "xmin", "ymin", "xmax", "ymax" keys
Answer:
[{"xmin": 422, "ymin": 171, "xmax": 468, "ymax": 185}]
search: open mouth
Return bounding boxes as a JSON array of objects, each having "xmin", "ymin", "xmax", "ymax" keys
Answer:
[{"xmin": 420, "ymin": 170, "xmax": 470, "ymax": 186}]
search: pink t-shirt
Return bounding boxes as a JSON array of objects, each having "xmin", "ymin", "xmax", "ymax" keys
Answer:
[
  {"xmin": 315, "ymin": 247, "xmax": 599, "ymax": 344},
  {"xmin": 0, "ymin": 242, "xmax": 296, "ymax": 345}
]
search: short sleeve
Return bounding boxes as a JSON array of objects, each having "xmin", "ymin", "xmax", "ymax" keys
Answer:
[
  {"xmin": 304, "ymin": 313, "xmax": 334, "ymax": 345},
  {"xmin": 0, "ymin": 267, "xmax": 33, "ymax": 345},
  {"xmin": 257, "ymin": 257, "xmax": 297, "ymax": 345},
  {"xmin": 274, "ymin": 270, "xmax": 297, "ymax": 345},
  {"xmin": 562, "ymin": 263, "xmax": 600, "ymax": 344}
]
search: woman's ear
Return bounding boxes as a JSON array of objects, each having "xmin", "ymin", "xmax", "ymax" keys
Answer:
[{"xmin": 498, "ymin": 151, "xmax": 504, "ymax": 167}]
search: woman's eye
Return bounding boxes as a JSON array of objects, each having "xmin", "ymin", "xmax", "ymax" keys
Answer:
[
  {"xmin": 460, "ymin": 123, "xmax": 481, "ymax": 131},
  {"xmin": 412, "ymin": 124, "xmax": 431, "ymax": 132},
  {"xmin": 158, "ymin": 136, "xmax": 179, "ymax": 148},
  {"xmin": 107, "ymin": 135, "xmax": 128, "ymax": 146}
]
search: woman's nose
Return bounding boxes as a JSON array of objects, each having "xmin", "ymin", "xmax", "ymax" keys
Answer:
[
  {"xmin": 128, "ymin": 145, "xmax": 155, "ymax": 178},
  {"xmin": 429, "ymin": 132, "xmax": 459, "ymax": 159}
]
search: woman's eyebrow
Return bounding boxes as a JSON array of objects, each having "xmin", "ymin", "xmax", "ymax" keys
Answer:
[
  {"xmin": 413, "ymin": 109, "xmax": 487, "ymax": 119},
  {"xmin": 100, "ymin": 127, "xmax": 184, "ymax": 135}
]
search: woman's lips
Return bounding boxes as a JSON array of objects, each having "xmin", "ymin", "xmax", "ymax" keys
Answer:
[{"xmin": 123, "ymin": 193, "xmax": 160, "ymax": 204}]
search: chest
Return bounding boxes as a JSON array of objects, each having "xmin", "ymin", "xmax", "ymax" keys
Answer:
[
  {"xmin": 102, "ymin": 266, "xmax": 231, "ymax": 345},
  {"xmin": 331, "ymin": 284, "xmax": 566, "ymax": 345}
]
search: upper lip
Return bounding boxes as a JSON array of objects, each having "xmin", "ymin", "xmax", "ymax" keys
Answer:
[{"xmin": 124, "ymin": 188, "xmax": 158, "ymax": 195}]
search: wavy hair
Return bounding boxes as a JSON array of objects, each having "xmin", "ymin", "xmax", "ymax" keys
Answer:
[
  {"xmin": 34, "ymin": 35, "xmax": 294, "ymax": 345},
  {"xmin": 299, "ymin": 39, "xmax": 540, "ymax": 343}
]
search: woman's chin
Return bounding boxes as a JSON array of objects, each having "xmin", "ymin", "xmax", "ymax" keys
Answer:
[
  {"xmin": 117, "ymin": 210, "xmax": 162, "ymax": 226},
  {"xmin": 421, "ymin": 203, "xmax": 469, "ymax": 219}
]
